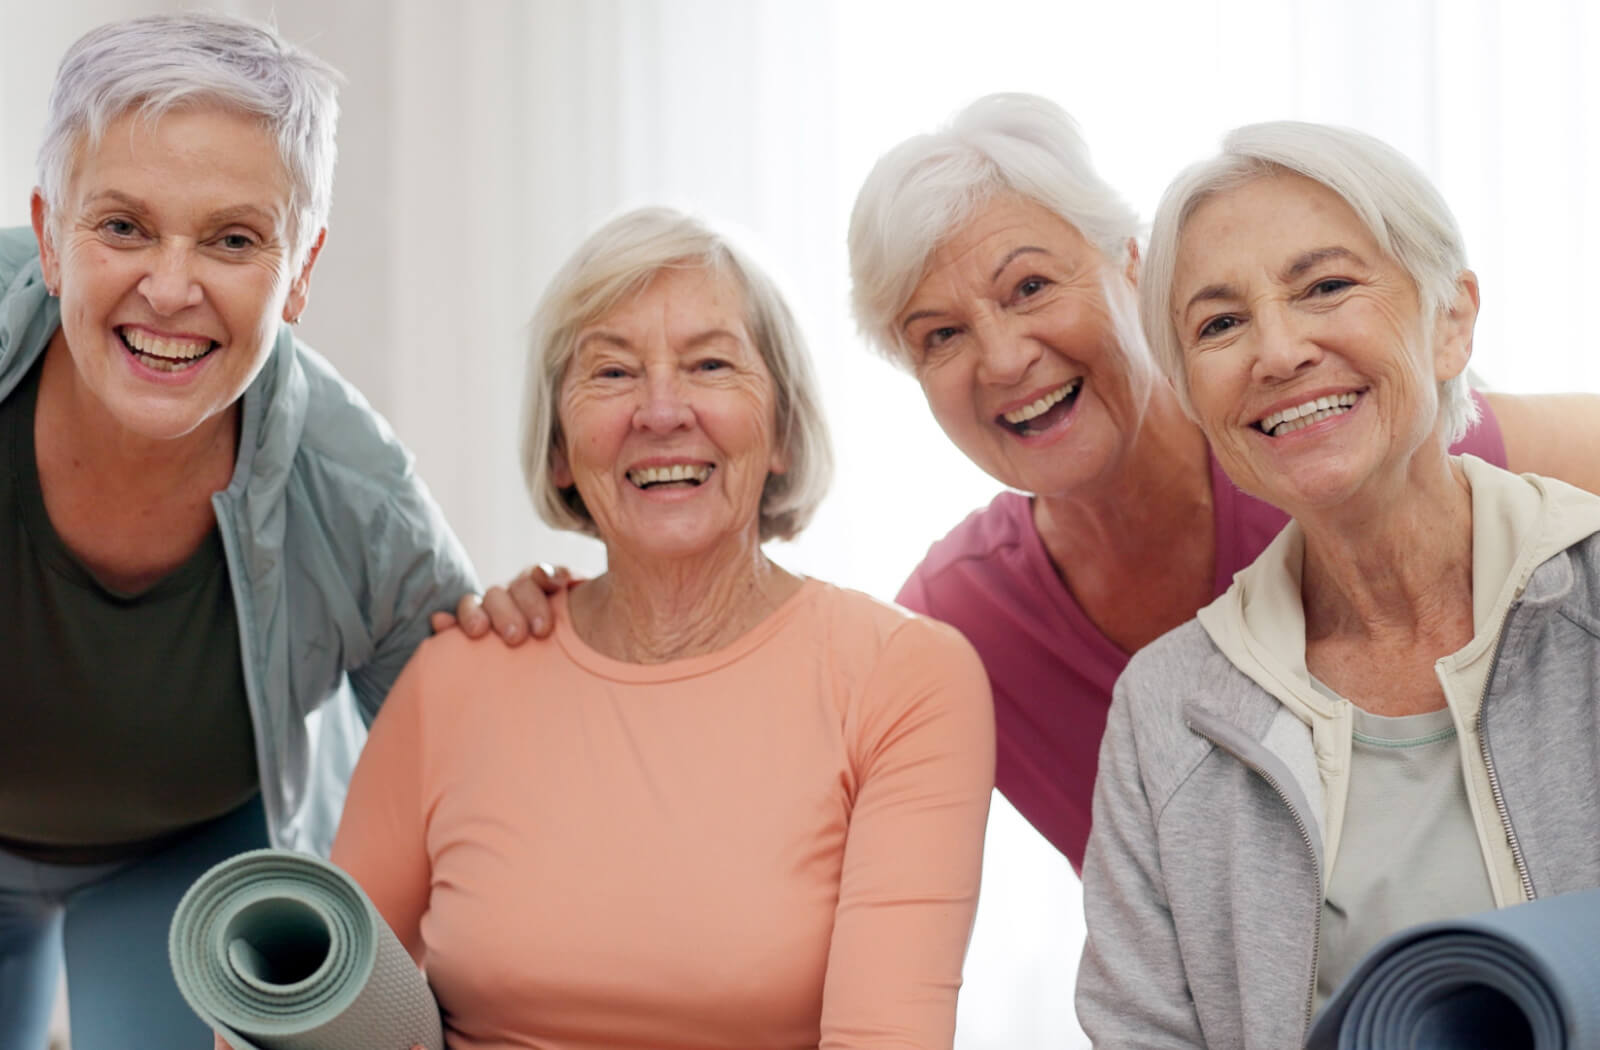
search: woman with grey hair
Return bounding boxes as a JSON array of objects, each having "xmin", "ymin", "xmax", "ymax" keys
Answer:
[
  {"xmin": 848, "ymin": 92, "xmax": 1599, "ymax": 874},
  {"xmin": 0, "ymin": 13, "xmax": 548, "ymax": 1047},
  {"xmin": 328, "ymin": 206, "xmax": 994, "ymax": 1048},
  {"xmin": 1076, "ymin": 121, "xmax": 1600, "ymax": 1048}
]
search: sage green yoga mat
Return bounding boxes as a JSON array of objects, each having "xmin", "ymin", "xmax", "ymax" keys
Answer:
[{"xmin": 169, "ymin": 848, "xmax": 444, "ymax": 1050}]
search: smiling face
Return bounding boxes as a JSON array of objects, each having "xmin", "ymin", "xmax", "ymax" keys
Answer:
[
  {"xmin": 896, "ymin": 194, "xmax": 1154, "ymax": 499},
  {"xmin": 32, "ymin": 106, "xmax": 319, "ymax": 447},
  {"xmin": 552, "ymin": 265, "xmax": 785, "ymax": 564},
  {"xmin": 1172, "ymin": 173, "xmax": 1471, "ymax": 517}
]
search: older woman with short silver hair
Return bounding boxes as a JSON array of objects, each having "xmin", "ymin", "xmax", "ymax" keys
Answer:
[
  {"xmin": 331, "ymin": 206, "xmax": 994, "ymax": 1048},
  {"xmin": 0, "ymin": 13, "xmax": 549, "ymax": 1047},
  {"xmin": 848, "ymin": 93, "xmax": 1600, "ymax": 875},
  {"xmin": 1076, "ymin": 121, "xmax": 1600, "ymax": 1049}
]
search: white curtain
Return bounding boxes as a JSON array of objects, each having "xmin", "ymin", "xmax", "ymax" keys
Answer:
[{"xmin": 4, "ymin": 2, "xmax": 1595, "ymax": 1047}]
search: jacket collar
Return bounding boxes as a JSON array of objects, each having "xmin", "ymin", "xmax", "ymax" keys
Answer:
[
  {"xmin": 0, "ymin": 254, "xmax": 308, "ymax": 512},
  {"xmin": 1198, "ymin": 455, "xmax": 1600, "ymax": 709},
  {"xmin": 222, "ymin": 324, "xmax": 308, "ymax": 515},
  {"xmin": 1194, "ymin": 453, "xmax": 1600, "ymax": 868}
]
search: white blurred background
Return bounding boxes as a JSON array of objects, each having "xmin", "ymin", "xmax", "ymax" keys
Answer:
[{"xmin": 2, "ymin": 1, "xmax": 1596, "ymax": 1046}]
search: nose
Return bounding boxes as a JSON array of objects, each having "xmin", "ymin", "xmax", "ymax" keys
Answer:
[
  {"xmin": 973, "ymin": 312, "xmax": 1043, "ymax": 387},
  {"xmin": 633, "ymin": 366, "xmax": 694, "ymax": 433},
  {"xmin": 137, "ymin": 241, "xmax": 205, "ymax": 315},
  {"xmin": 1249, "ymin": 306, "xmax": 1322, "ymax": 382}
]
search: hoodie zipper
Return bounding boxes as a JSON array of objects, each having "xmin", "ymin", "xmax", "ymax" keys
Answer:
[
  {"xmin": 1187, "ymin": 723, "xmax": 1324, "ymax": 1038},
  {"xmin": 1474, "ymin": 619, "xmax": 1536, "ymax": 903}
]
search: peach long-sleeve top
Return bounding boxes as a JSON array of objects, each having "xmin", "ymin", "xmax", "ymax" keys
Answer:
[{"xmin": 332, "ymin": 578, "xmax": 994, "ymax": 1050}]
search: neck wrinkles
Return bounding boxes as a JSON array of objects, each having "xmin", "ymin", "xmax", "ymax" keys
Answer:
[
  {"xmin": 1299, "ymin": 452, "xmax": 1474, "ymax": 639},
  {"xmin": 1034, "ymin": 388, "xmax": 1212, "ymax": 558},
  {"xmin": 572, "ymin": 535, "xmax": 802, "ymax": 664}
]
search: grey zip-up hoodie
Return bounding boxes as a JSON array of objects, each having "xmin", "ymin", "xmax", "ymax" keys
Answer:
[
  {"xmin": 1076, "ymin": 457, "xmax": 1600, "ymax": 1049},
  {"xmin": 0, "ymin": 228, "xmax": 477, "ymax": 855}
]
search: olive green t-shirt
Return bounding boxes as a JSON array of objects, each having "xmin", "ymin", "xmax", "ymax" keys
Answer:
[
  {"xmin": 0, "ymin": 359, "xmax": 259, "ymax": 863},
  {"xmin": 1314, "ymin": 700, "xmax": 1496, "ymax": 1010}
]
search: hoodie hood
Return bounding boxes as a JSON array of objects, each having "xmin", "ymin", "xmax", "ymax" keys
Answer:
[{"xmin": 1195, "ymin": 454, "xmax": 1600, "ymax": 883}]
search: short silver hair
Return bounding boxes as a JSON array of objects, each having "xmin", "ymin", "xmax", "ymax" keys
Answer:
[
  {"xmin": 848, "ymin": 92, "xmax": 1141, "ymax": 371},
  {"xmin": 1141, "ymin": 121, "xmax": 1479, "ymax": 443},
  {"xmin": 36, "ymin": 11, "xmax": 341, "ymax": 264},
  {"xmin": 522, "ymin": 207, "xmax": 834, "ymax": 543}
]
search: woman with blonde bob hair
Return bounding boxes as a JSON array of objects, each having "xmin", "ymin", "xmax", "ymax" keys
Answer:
[
  {"xmin": 1077, "ymin": 121, "xmax": 1600, "ymax": 1048},
  {"xmin": 521, "ymin": 207, "xmax": 833, "ymax": 543},
  {"xmin": 332, "ymin": 207, "xmax": 995, "ymax": 1048}
]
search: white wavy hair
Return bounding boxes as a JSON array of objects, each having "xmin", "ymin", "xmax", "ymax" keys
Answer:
[
  {"xmin": 1140, "ymin": 121, "xmax": 1479, "ymax": 443},
  {"xmin": 36, "ymin": 11, "xmax": 342, "ymax": 265},
  {"xmin": 848, "ymin": 92, "xmax": 1141, "ymax": 371}
]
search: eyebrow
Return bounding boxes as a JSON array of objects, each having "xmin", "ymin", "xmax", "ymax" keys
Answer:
[
  {"xmin": 1182, "ymin": 246, "xmax": 1369, "ymax": 316},
  {"xmin": 83, "ymin": 190, "xmax": 280, "ymax": 228},
  {"xmin": 83, "ymin": 189, "xmax": 149, "ymax": 212},
  {"xmin": 576, "ymin": 327, "xmax": 743, "ymax": 352},
  {"xmin": 899, "ymin": 246, "xmax": 1052, "ymax": 334},
  {"xmin": 990, "ymin": 245, "xmax": 1048, "ymax": 282},
  {"xmin": 1282, "ymin": 246, "xmax": 1363, "ymax": 282},
  {"xmin": 1182, "ymin": 282, "xmax": 1240, "ymax": 315}
]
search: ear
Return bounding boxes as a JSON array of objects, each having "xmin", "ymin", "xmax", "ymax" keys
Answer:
[
  {"xmin": 31, "ymin": 190, "xmax": 59, "ymax": 293},
  {"xmin": 282, "ymin": 227, "xmax": 327, "ymax": 324},
  {"xmin": 550, "ymin": 442, "xmax": 574, "ymax": 488},
  {"xmin": 1432, "ymin": 270, "xmax": 1479, "ymax": 384},
  {"xmin": 767, "ymin": 441, "xmax": 790, "ymax": 478},
  {"xmin": 1123, "ymin": 238, "xmax": 1141, "ymax": 289}
]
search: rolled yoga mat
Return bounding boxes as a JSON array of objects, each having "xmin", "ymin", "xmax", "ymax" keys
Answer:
[
  {"xmin": 1307, "ymin": 888, "xmax": 1600, "ymax": 1050},
  {"xmin": 168, "ymin": 848, "xmax": 444, "ymax": 1050}
]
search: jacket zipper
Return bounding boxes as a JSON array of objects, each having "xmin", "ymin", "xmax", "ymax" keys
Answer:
[
  {"xmin": 1186, "ymin": 724, "xmax": 1324, "ymax": 1038},
  {"xmin": 1474, "ymin": 624, "xmax": 1536, "ymax": 902}
]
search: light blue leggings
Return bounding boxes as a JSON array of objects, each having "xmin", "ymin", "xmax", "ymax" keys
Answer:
[{"xmin": 0, "ymin": 796, "xmax": 267, "ymax": 1050}]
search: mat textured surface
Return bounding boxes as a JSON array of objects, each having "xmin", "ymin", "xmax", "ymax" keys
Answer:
[{"xmin": 168, "ymin": 848, "xmax": 444, "ymax": 1050}]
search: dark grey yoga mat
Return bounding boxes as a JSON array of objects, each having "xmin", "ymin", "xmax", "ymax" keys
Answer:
[
  {"xmin": 168, "ymin": 848, "xmax": 444, "ymax": 1050},
  {"xmin": 1307, "ymin": 888, "xmax": 1600, "ymax": 1050}
]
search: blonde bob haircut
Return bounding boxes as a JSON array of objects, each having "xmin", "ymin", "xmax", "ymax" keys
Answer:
[
  {"xmin": 1141, "ymin": 120, "xmax": 1479, "ymax": 443},
  {"xmin": 521, "ymin": 207, "xmax": 834, "ymax": 543}
]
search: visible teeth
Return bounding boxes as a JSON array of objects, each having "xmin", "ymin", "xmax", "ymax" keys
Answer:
[
  {"xmin": 1002, "ymin": 379, "xmax": 1081, "ymax": 425},
  {"xmin": 629, "ymin": 464, "xmax": 713, "ymax": 487},
  {"xmin": 121, "ymin": 328, "xmax": 213, "ymax": 361},
  {"xmin": 1259, "ymin": 393, "xmax": 1360, "ymax": 437}
]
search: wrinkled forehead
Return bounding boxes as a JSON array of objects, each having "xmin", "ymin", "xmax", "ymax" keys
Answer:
[
  {"xmin": 57, "ymin": 100, "xmax": 300, "ymax": 243},
  {"xmin": 1172, "ymin": 173, "xmax": 1358, "ymax": 283},
  {"xmin": 566, "ymin": 264, "xmax": 758, "ymax": 371}
]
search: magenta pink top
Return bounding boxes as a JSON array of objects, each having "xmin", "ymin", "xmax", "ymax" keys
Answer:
[{"xmin": 896, "ymin": 393, "xmax": 1506, "ymax": 871}]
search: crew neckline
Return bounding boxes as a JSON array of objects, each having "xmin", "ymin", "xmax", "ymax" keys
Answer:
[{"xmin": 552, "ymin": 576, "xmax": 822, "ymax": 683}]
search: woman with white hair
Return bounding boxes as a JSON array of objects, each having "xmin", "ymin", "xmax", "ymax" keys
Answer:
[
  {"xmin": 329, "ymin": 207, "xmax": 994, "ymax": 1048},
  {"xmin": 0, "ymin": 13, "xmax": 549, "ymax": 1047},
  {"xmin": 1076, "ymin": 121, "xmax": 1600, "ymax": 1048},
  {"xmin": 847, "ymin": 93, "xmax": 1599, "ymax": 873}
]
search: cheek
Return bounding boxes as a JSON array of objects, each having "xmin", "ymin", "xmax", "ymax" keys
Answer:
[
  {"xmin": 919, "ymin": 368, "xmax": 977, "ymax": 431},
  {"xmin": 1183, "ymin": 359, "xmax": 1235, "ymax": 429}
]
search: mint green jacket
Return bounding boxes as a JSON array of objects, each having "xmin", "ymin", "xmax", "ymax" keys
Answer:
[{"xmin": 0, "ymin": 228, "xmax": 476, "ymax": 855}]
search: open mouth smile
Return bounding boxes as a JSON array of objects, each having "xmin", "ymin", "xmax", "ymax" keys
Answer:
[
  {"xmin": 119, "ymin": 327, "xmax": 219, "ymax": 374},
  {"xmin": 1253, "ymin": 392, "xmax": 1362, "ymax": 437},
  {"xmin": 627, "ymin": 463, "xmax": 714, "ymax": 489},
  {"xmin": 999, "ymin": 379, "xmax": 1082, "ymax": 436}
]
